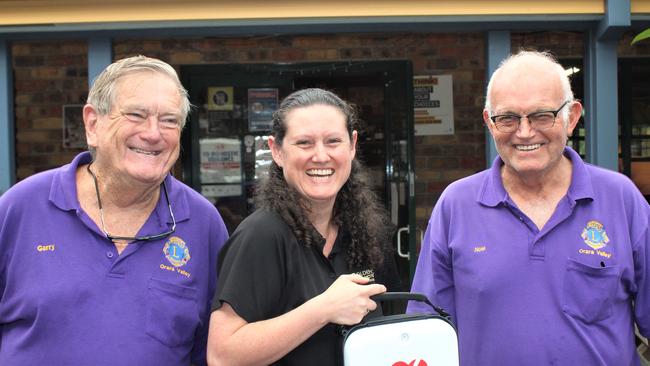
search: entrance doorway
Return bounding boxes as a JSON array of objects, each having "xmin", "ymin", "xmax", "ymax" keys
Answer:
[{"xmin": 180, "ymin": 60, "xmax": 416, "ymax": 286}]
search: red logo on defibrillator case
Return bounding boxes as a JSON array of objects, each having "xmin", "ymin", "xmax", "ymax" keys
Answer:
[{"xmin": 392, "ymin": 360, "xmax": 428, "ymax": 366}]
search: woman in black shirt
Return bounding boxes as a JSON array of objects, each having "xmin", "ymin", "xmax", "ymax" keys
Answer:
[{"xmin": 208, "ymin": 88, "xmax": 398, "ymax": 366}]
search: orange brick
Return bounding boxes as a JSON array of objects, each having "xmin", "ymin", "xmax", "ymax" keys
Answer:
[
  {"xmin": 170, "ymin": 52, "xmax": 203, "ymax": 64},
  {"xmin": 31, "ymin": 67, "xmax": 66, "ymax": 79},
  {"xmin": 33, "ymin": 117, "xmax": 62, "ymax": 130}
]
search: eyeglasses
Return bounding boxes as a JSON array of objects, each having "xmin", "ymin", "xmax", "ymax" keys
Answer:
[
  {"xmin": 87, "ymin": 163, "xmax": 176, "ymax": 242},
  {"xmin": 489, "ymin": 100, "xmax": 570, "ymax": 133}
]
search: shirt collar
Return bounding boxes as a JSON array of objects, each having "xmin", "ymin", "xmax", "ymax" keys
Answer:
[
  {"xmin": 477, "ymin": 147, "xmax": 594, "ymax": 207},
  {"xmin": 162, "ymin": 173, "xmax": 190, "ymax": 223},
  {"xmin": 564, "ymin": 146, "xmax": 594, "ymax": 202},
  {"xmin": 49, "ymin": 151, "xmax": 189, "ymax": 223},
  {"xmin": 49, "ymin": 151, "xmax": 91, "ymax": 212},
  {"xmin": 476, "ymin": 154, "xmax": 508, "ymax": 207},
  {"xmin": 312, "ymin": 226, "xmax": 349, "ymax": 257}
]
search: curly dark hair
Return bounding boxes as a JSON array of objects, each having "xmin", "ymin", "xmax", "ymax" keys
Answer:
[{"xmin": 254, "ymin": 88, "xmax": 392, "ymax": 269}]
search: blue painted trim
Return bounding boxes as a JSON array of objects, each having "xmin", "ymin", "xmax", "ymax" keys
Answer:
[
  {"xmin": 1, "ymin": 15, "xmax": 601, "ymax": 41},
  {"xmin": 88, "ymin": 37, "xmax": 112, "ymax": 88},
  {"xmin": 584, "ymin": 29, "xmax": 619, "ymax": 171},
  {"xmin": 597, "ymin": 0, "xmax": 630, "ymax": 40},
  {"xmin": 606, "ymin": 0, "xmax": 630, "ymax": 25},
  {"xmin": 0, "ymin": 41, "xmax": 15, "ymax": 195},
  {"xmin": 484, "ymin": 31, "xmax": 510, "ymax": 168}
]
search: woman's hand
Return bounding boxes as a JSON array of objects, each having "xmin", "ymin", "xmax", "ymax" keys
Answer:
[
  {"xmin": 312, "ymin": 274, "xmax": 387, "ymax": 325},
  {"xmin": 207, "ymin": 274, "xmax": 386, "ymax": 366}
]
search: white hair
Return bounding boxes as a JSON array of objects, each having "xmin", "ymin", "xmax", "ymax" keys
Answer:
[
  {"xmin": 484, "ymin": 50, "xmax": 574, "ymax": 124},
  {"xmin": 87, "ymin": 55, "xmax": 191, "ymax": 128}
]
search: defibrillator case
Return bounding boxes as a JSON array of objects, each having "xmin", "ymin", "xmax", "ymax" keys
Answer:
[{"xmin": 342, "ymin": 292, "xmax": 459, "ymax": 366}]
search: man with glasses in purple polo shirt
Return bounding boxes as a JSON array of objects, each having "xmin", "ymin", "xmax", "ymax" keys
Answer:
[
  {"xmin": 408, "ymin": 50, "xmax": 650, "ymax": 365},
  {"xmin": 0, "ymin": 56, "xmax": 228, "ymax": 365}
]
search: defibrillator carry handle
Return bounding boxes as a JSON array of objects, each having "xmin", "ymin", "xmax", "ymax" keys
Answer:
[{"xmin": 372, "ymin": 292, "xmax": 450, "ymax": 319}]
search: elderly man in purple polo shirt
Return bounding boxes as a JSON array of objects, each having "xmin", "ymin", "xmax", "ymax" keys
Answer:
[
  {"xmin": 0, "ymin": 56, "xmax": 228, "ymax": 365},
  {"xmin": 409, "ymin": 50, "xmax": 650, "ymax": 365}
]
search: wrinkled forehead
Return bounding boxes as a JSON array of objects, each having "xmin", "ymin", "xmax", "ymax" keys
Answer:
[
  {"xmin": 112, "ymin": 71, "xmax": 182, "ymax": 108},
  {"xmin": 490, "ymin": 60, "xmax": 564, "ymax": 108}
]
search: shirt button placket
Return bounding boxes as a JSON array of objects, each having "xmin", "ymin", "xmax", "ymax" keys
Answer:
[{"xmin": 531, "ymin": 237, "xmax": 545, "ymax": 258}]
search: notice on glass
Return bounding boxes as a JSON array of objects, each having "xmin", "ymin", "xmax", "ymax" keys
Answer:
[
  {"xmin": 248, "ymin": 88, "xmax": 278, "ymax": 132},
  {"xmin": 207, "ymin": 86, "xmax": 234, "ymax": 111},
  {"xmin": 200, "ymin": 138, "xmax": 242, "ymax": 184},
  {"xmin": 254, "ymin": 135, "xmax": 273, "ymax": 180},
  {"xmin": 413, "ymin": 75, "xmax": 454, "ymax": 136},
  {"xmin": 201, "ymin": 184, "xmax": 242, "ymax": 199}
]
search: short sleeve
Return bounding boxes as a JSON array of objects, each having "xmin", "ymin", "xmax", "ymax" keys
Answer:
[
  {"xmin": 408, "ymin": 197, "xmax": 456, "ymax": 322},
  {"xmin": 191, "ymin": 203, "xmax": 230, "ymax": 366},
  {"xmin": 212, "ymin": 211, "xmax": 291, "ymax": 322}
]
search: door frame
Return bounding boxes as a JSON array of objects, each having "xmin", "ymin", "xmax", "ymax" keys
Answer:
[{"xmin": 180, "ymin": 60, "xmax": 417, "ymax": 283}]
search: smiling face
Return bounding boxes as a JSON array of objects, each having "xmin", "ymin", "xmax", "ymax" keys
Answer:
[
  {"xmin": 483, "ymin": 57, "xmax": 581, "ymax": 179},
  {"xmin": 268, "ymin": 104, "xmax": 357, "ymax": 208},
  {"xmin": 84, "ymin": 70, "xmax": 182, "ymax": 186}
]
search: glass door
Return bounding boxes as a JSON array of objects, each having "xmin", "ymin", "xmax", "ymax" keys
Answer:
[
  {"xmin": 383, "ymin": 62, "xmax": 417, "ymax": 284},
  {"xmin": 180, "ymin": 61, "xmax": 416, "ymax": 286},
  {"xmin": 181, "ymin": 65, "xmax": 293, "ymax": 233},
  {"xmin": 620, "ymin": 58, "xmax": 650, "ymax": 203}
]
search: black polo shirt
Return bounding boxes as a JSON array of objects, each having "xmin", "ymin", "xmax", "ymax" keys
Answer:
[{"xmin": 213, "ymin": 209, "xmax": 374, "ymax": 366}]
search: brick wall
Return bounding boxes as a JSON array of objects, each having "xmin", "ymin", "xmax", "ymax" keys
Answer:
[
  {"xmin": 112, "ymin": 33, "xmax": 487, "ymax": 229},
  {"xmin": 512, "ymin": 31, "xmax": 585, "ymax": 57},
  {"xmin": 11, "ymin": 31, "xmax": 650, "ymax": 230},
  {"xmin": 12, "ymin": 40, "xmax": 88, "ymax": 179}
]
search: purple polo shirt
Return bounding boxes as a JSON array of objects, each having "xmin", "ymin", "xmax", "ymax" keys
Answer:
[
  {"xmin": 0, "ymin": 152, "xmax": 229, "ymax": 366},
  {"xmin": 409, "ymin": 147, "xmax": 650, "ymax": 366}
]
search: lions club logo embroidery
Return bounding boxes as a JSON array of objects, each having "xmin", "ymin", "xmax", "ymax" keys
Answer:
[
  {"xmin": 163, "ymin": 236, "xmax": 191, "ymax": 267},
  {"xmin": 581, "ymin": 220, "xmax": 610, "ymax": 250}
]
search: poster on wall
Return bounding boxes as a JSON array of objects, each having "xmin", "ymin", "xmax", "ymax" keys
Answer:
[
  {"xmin": 207, "ymin": 87, "xmax": 234, "ymax": 111},
  {"xmin": 413, "ymin": 75, "xmax": 454, "ymax": 136},
  {"xmin": 248, "ymin": 88, "xmax": 278, "ymax": 132},
  {"xmin": 199, "ymin": 138, "xmax": 242, "ymax": 184},
  {"xmin": 62, "ymin": 104, "xmax": 86, "ymax": 148}
]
